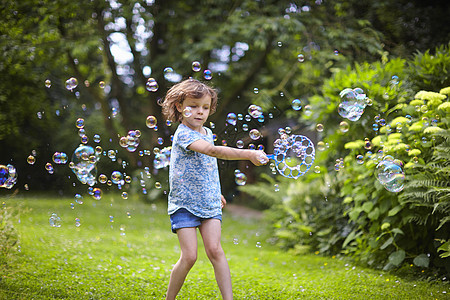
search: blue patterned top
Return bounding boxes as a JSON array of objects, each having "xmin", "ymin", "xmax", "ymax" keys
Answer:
[{"xmin": 168, "ymin": 123, "xmax": 221, "ymax": 218}]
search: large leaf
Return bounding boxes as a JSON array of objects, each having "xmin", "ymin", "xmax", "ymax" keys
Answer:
[
  {"xmin": 413, "ymin": 254, "xmax": 430, "ymax": 268},
  {"xmin": 388, "ymin": 250, "xmax": 405, "ymax": 266}
]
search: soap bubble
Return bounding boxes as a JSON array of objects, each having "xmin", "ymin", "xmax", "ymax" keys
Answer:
[
  {"xmin": 154, "ymin": 147, "xmax": 171, "ymax": 169},
  {"xmin": 70, "ymin": 145, "xmax": 99, "ymax": 186},
  {"xmin": 76, "ymin": 118, "xmax": 85, "ymax": 129},
  {"xmin": 192, "ymin": 61, "xmax": 201, "ymax": 72},
  {"xmin": 45, "ymin": 163, "xmax": 54, "ymax": 174},
  {"xmin": 375, "ymin": 159, "xmax": 405, "ymax": 192},
  {"xmin": 111, "ymin": 171, "xmax": 124, "ymax": 185},
  {"xmin": 52, "ymin": 152, "xmax": 68, "ymax": 164},
  {"xmin": 390, "ymin": 75, "xmax": 399, "ymax": 85},
  {"xmin": 236, "ymin": 140, "xmax": 244, "ymax": 148},
  {"xmin": 75, "ymin": 217, "xmax": 81, "ymax": 227},
  {"xmin": 163, "ymin": 67, "xmax": 174, "ymax": 80},
  {"xmin": 146, "ymin": 78, "xmax": 158, "ymax": 92},
  {"xmin": 93, "ymin": 134, "xmax": 101, "ymax": 143},
  {"xmin": 248, "ymin": 105, "xmax": 263, "ymax": 118},
  {"xmin": 203, "ymin": 69, "xmax": 212, "ymax": 80},
  {"xmin": 317, "ymin": 141, "xmax": 325, "ymax": 151},
  {"xmin": 249, "ymin": 129, "xmax": 262, "ymax": 140},
  {"xmin": 356, "ymin": 154, "xmax": 364, "ymax": 164},
  {"xmin": 315, "ymin": 124, "xmax": 324, "ymax": 132},
  {"xmin": 226, "ymin": 113, "xmax": 237, "ymax": 126},
  {"xmin": 121, "ymin": 192, "xmax": 128, "ymax": 199},
  {"xmin": 297, "ymin": 54, "xmax": 305, "ymax": 62},
  {"xmin": 304, "ymin": 105, "xmax": 312, "ymax": 116},
  {"xmin": 27, "ymin": 155, "xmax": 36, "ymax": 165},
  {"xmin": 146, "ymin": 116, "xmax": 157, "ymax": 128},
  {"xmin": 235, "ymin": 172, "xmax": 247, "ymax": 186},
  {"xmin": 45, "ymin": 79, "xmax": 51, "ymax": 88},
  {"xmin": 339, "ymin": 121, "xmax": 349, "ymax": 133},
  {"xmin": 338, "ymin": 88, "xmax": 368, "ymax": 121},
  {"xmin": 183, "ymin": 106, "xmax": 192, "ymax": 117},
  {"xmin": 65, "ymin": 77, "xmax": 78, "ymax": 91},
  {"xmin": 92, "ymin": 188, "xmax": 102, "ymax": 200},
  {"xmin": 292, "ymin": 99, "xmax": 302, "ymax": 111},
  {"xmin": 0, "ymin": 164, "xmax": 17, "ymax": 189},
  {"xmin": 49, "ymin": 213, "xmax": 61, "ymax": 227},
  {"xmin": 74, "ymin": 194, "xmax": 83, "ymax": 204}
]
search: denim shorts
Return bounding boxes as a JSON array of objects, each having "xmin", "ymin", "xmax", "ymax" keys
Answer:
[{"xmin": 170, "ymin": 208, "xmax": 222, "ymax": 233}]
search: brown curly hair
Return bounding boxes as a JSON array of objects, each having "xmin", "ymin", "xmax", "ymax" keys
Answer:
[{"xmin": 162, "ymin": 78, "xmax": 218, "ymax": 122}]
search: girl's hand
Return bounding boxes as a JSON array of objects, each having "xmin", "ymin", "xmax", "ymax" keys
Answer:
[
  {"xmin": 249, "ymin": 150, "xmax": 269, "ymax": 166},
  {"xmin": 221, "ymin": 195, "xmax": 227, "ymax": 208}
]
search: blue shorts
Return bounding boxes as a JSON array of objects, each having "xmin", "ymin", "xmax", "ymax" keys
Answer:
[{"xmin": 170, "ymin": 208, "xmax": 222, "ymax": 233}]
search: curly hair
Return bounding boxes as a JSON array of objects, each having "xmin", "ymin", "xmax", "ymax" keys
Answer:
[{"xmin": 162, "ymin": 78, "xmax": 218, "ymax": 122}]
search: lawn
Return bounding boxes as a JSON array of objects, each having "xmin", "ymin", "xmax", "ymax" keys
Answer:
[{"xmin": 0, "ymin": 195, "xmax": 448, "ymax": 299}]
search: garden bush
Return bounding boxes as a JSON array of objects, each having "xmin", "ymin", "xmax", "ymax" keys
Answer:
[{"xmin": 241, "ymin": 43, "xmax": 450, "ymax": 275}]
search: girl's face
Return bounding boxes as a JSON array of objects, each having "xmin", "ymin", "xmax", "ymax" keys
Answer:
[{"xmin": 176, "ymin": 95, "xmax": 212, "ymax": 132}]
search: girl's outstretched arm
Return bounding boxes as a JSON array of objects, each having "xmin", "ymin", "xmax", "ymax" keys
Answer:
[{"xmin": 188, "ymin": 139, "xmax": 268, "ymax": 166}]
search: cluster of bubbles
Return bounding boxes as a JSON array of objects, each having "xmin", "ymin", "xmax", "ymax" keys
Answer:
[
  {"xmin": 0, "ymin": 164, "xmax": 17, "ymax": 189},
  {"xmin": 49, "ymin": 213, "xmax": 62, "ymax": 227},
  {"xmin": 69, "ymin": 145, "xmax": 100, "ymax": 186},
  {"xmin": 154, "ymin": 147, "xmax": 171, "ymax": 169},
  {"xmin": 52, "ymin": 152, "xmax": 68, "ymax": 164},
  {"xmin": 375, "ymin": 156, "xmax": 405, "ymax": 193},
  {"xmin": 234, "ymin": 169, "xmax": 247, "ymax": 186},
  {"xmin": 267, "ymin": 128, "xmax": 315, "ymax": 179},
  {"xmin": 338, "ymin": 88, "xmax": 370, "ymax": 121},
  {"xmin": 119, "ymin": 130, "xmax": 141, "ymax": 152},
  {"xmin": 65, "ymin": 77, "xmax": 78, "ymax": 91}
]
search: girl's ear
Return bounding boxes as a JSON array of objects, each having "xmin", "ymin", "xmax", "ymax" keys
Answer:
[{"xmin": 175, "ymin": 102, "xmax": 183, "ymax": 113}]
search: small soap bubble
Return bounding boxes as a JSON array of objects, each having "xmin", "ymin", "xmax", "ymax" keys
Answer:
[
  {"xmin": 390, "ymin": 75, "xmax": 399, "ymax": 85},
  {"xmin": 183, "ymin": 107, "xmax": 192, "ymax": 118},
  {"xmin": 226, "ymin": 113, "xmax": 237, "ymax": 126},
  {"xmin": 274, "ymin": 184, "xmax": 280, "ymax": 192},
  {"xmin": 356, "ymin": 154, "xmax": 364, "ymax": 164},
  {"xmin": 334, "ymin": 49, "xmax": 339, "ymax": 55},
  {"xmin": 304, "ymin": 105, "xmax": 312, "ymax": 116},
  {"xmin": 315, "ymin": 124, "xmax": 324, "ymax": 132},
  {"xmin": 49, "ymin": 213, "xmax": 61, "ymax": 227},
  {"xmin": 236, "ymin": 140, "xmax": 244, "ymax": 148},
  {"xmin": 314, "ymin": 166, "xmax": 320, "ymax": 173},
  {"xmin": 27, "ymin": 155, "xmax": 36, "ymax": 165},
  {"xmin": 45, "ymin": 79, "xmax": 51, "ymax": 88},
  {"xmin": 203, "ymin": 69, "xmax": 212, "ymax": 80},
  {"xmin": 65, "ymin": 77, "xmax": 78, "ymax": 91},
  {"xmin": 192, "ymin": 61, "xmax": 201, "ymax": 72},
  {"xmin": 121, "ymin": 192, "xmax": 128, "ymax": 199},
  {"xmin": 277, "ymin": 41, "xmax": 282, "ymax": 47},
  {"xmin": 317, "ymin": 141, "xmax": 325, "ymax": 151},
  {"xmin": 92, "ymin": 188, "xmax": 102, "ymax": 200},
  {"xmin": 53, "ymin": 152, "xmax": 68, "ymax": 164},
  {"xmin": 364, "ymin": 139, "xmax": 372, "ymax": 150},
  {"xmin": 249, "ymin": 129, "xmax": 261, "ymax": 140},
  {"xmin": 248, "ymin": 144, "xmax": 256, "ymax": 150},
  {"xmin": 93, "ymin": 134, "xmax": 101, "ymax": 143},
  {"xmin": 235, "ymin": 172, "xmax": 247, "ymax": 186},
  {"xmin": 157, "ymin": 137, "xmax": 164, "ymax": 145},
  {"xmin": 242, "ymin": 124, "xmax": 249, "ymax": 131},
  {"xmin": 76, "ymin": 118, "xmax": 85, "ymax": 129},
  {"xmin": 339, "ymin": 121, "xmax": 349, "ymax": 133},
  {"xmin": 155, "ymin": 182, "xmax": 162, "ymax": 189},
  {"xmin": 98, "ymin": 174, "xmax": 107, "ymax": 184},
  {"xmin": 248, "ymin": 105, "xmax": 263, "ymax": 118},
  {"xmin": 297, "ymin": 54, "xmax": 305, "ymax": 62},
  {"xmin": 45, "ymin": 163, "xmax": 54, "ymax": 174},
  {"xmin": 146, "ymin": 78, "xmax": 158, "ymax": 92},
  {"xmin": 163, "ymin": 67, "xmax": 174, "ymax": 80},
  {"xmin": 291, "ymin": 99, "xmax": 302, "ymax": 110},
  {"xmin": 99, "ymin": 81, "xmax": 106, "ymax": 88},
  {"xmin": 253, "ymin": 87, "xmax": 259, "ymax": 94},
  {"xmin": 75, "ymin": 217, "xmax": 81, "ymax": 227},
  {"xmin": 74, "ymin": 194, "xmax": 83, "ymax": 204},
  {"xmin": 146, "ymin": 116, "xmax": 157, "ymax": 128}
]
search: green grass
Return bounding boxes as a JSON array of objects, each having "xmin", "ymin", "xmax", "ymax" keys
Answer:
[{"xmin": 1, "ymin": 195, "xmax": 448, "ymax": 299}]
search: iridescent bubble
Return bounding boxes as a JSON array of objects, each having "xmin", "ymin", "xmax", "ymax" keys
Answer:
[
  {"xmin": 192, "ymin": 61, "xmax": 201, "ymax": 72},
  {"xmin": 99, "ymin": 81, "xmax": 106, "ymax": 88},
  {"xmin": 242, "ymin": 124, "xmax": 249, "ymax": 131},
  {"xmin": 146, "ymin": 78, "xmax": 158, "ymax": 92},
  {"xmin": 314, "ymin": 166, "xmax": 320, "ymax": 173},
  {"xmin": 338, "ymin": 88, "xmax": 367, "ymax": 121},
  {"xmin": 226, "ymin": 113, "xmax": 237, "ymax": 126},
  {"xmin": 236, "ymin": 140, "xmax": 244, "ymax": 148},
  {"xmin": 111, "ymin": 171, "xmax": 123, "ymax": 185},
  {"xmin": 76, "ymin": 118, "xmax": 85, "ymax": 129},
  {"xmin": 315, "ymin": 124, "xmax": 324, "ymax": 132},
  {"xmin": 248, "ymin": 144, "xmax": 256, "ymax": 150},
  {"xmin": 27, "ymin": 155, "xmax": 36, "ymax": 165},
  {"xmin": 65, "ymin": 77, "xmax": 78, "ymax": 91},
  {"xmin": 98, "ymin": 174, "xmax": 107, "ymax": 184},
  {"xmin": 390, "ymin": 75, "xmax": 399, "ymax": 85},
  {"xmin": 375, "ymin": 159, "xmax": 405, "ymax": 192},
  {"xmin": 183, "ymin": 106, "xmax": 192, "ymax": 118},
  {"xmin": 253, "ymin": 87, "xmax": 259, "ymax": 94},
  {"xmin": 155, "ymin": 182, "xmax": 162, "ymax": 189},
  {"xmin": 364, "ymin": 138, "xmax": 372, "ymax": 150},
  {"xmin": 92, "ymin": 188, "xmax": 102, "ymax": 200},
  {"xmin": 75, "ymin": 217, "xmax": 81, "ymax": 227},
  {"xmin": 158, "ymin": 137, "xmax": 164, "ymax": 145},
  {"xmin": 119, "ymin": 136, "xmax": 128, "ymax": 148},
  {"xmin": 53, "ymin": 152, "xmax": 68, "ymax": 164},
  {"xmin": 297, "ymin": 54, "xmax": 305, "ymax": 62},
  {"xmin": 356, "ymin": 154, "xmax": 364, "ymax": 164},
  {"xmin": 121, "ymin": 192, "xmax": 128, "ymax": 200},
  {"xmin": 257, "ymin": 144, "xmax": 265, "ymax": 151},
  {"xmin": 304, "ymin": 105, "xmax": 312, "ymax": 116},
  {"xmin": 71, "ymin": 145, "xmax": 99, "ymax": 186},
  {"xmin": 45, "ymin": 79, "xmax": 51, "ymax": 88},
  {"xmin": 45, "ymin": 163, "xmax": 54, "ymax": 174},
  {"xmin": 235, "ymin": 172, "xmax": 247, "ymax": 186},
  {"xmin": 249, "ymin": 129, "xmax": 261, "ymax": 140},
  {"xmin": 248, "ymin": 105, "xmax": 263, "ymax": 118},
  {"xmin": 317, "ymin": 141, "xmax": 325, "ymax": 151},
  {"xmin": 74, "ymin": 194, "xmax": 83, "ymax": 204},
  {"xmin": 49, "ymin": 213, "xmax": 61, "ymax": 227},
  {"xmin": 163, "ymin": 67, "xmax": 174, "ymax": 80},
  {"xmin": 292, "ymin": 99, "xmax": 302, "ymax": 111},
  {"xmin": 146, "ymin": 115, "xmax": 157, "ymax": 128},
  {"xmin": 203, "ymin": 69, "xmax": 212, "ymax": 80},
  {"xmin": 0, "ymin": 164, "xmax": 17, "ymax": 189},
  {"xmin": 93, "ymin": 134, "xmax": 101, "ymax": 143},
  {"xmin": 339, "ymin": 121, "xmax": 349, "ymax": 133}
]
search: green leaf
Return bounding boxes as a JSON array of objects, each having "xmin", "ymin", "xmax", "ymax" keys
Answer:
[
  {"xmin": 380, "ymin": 237, "xmax": 393, "ymax": 250},
  {"xmin": 388, "ymin": 250, "xmax": 406, "ymax": 266},
  {"xmin": 413, "ymin": 254, "xmax": 430, "ymax": 268},
  {"xmin": 388, "ymin": 205, "xmax": 402, "ymax": 216}
]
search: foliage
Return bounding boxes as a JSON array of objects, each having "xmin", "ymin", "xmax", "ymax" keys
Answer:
[
  {"xmin": 244, "ymin": 43, "xmax": 450, "ymax": 274},
  {"xmin": 1, "ymin": 196, "xmax": 449, "ymax": 299},
  {"xmin": 0, "ymin": 205, "xmax": 20, "ymax": 267}
]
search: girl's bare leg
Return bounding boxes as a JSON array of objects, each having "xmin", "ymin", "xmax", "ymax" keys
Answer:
[
  {"xmin": 199, "ymin": 219, "xmax": 233, "ymax": 300},
  {"xmin": 166, "ymin": 227, "xmax": 198, "ymax": 300}
]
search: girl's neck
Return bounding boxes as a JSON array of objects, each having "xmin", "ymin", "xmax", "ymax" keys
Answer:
[{"xmin": 181, "ymin": 120, "xmax": 206, "ymax": 135}]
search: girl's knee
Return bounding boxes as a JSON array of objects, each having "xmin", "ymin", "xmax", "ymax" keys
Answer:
[
  {"xmin": 205, "ymin": 244, "xmax": 224, "ymax": 261},
  {"xmin": 181, "ymin": 252, "xmax": 197, "ymax": 267}
]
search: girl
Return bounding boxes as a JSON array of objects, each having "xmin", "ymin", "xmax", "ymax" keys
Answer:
[{"xmin": 162, "ymin": 78, "xmax": 268, "ymax": 300}]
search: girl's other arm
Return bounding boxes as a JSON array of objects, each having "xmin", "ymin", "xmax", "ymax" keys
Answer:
[{"xmin": 188, "ymin": 139, "xmax": 268, "ymax": 166}]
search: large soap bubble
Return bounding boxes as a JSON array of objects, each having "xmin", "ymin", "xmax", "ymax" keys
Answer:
[
  {"xmin": 338, "ymin": 88, "xmax": 368, "ymax": 121},
  {"xmin": 0, "ymin": 164, "xmax": 17, "ymax": 189},
  {"xmin": 70, "ymin": 145, "xmax": 100, "ymax": 186},
  {"xmin": 375, "ymin": 158, "xmax": 405, "ymax": 192}
]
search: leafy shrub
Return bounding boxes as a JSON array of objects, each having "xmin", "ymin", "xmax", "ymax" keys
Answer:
[{"xmin": 242, "ymin": 43, "xmax": 450, "ymax": 274}]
